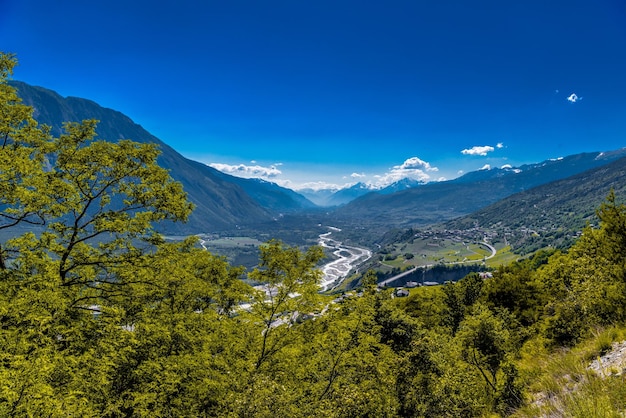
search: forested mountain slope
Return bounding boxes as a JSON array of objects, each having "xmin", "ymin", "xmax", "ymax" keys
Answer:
[
  {"xmin": 10, "ymin": 81, "xmax": 315, "ymax": 232},
  {"xmin": 445, "ymin": 155, "xmax": 626, "ymax": 252},
  {"xmin": 214, "ymin": 174, "xmax": 317, "ymax": 213}
]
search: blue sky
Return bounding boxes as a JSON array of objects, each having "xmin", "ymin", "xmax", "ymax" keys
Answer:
[{"xmin": 2, "ymin": 0, "xmax": 625, "ymax": 190}]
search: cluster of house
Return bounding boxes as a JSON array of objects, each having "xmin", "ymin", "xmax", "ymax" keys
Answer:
[
  {"xmin": 331, "ymin": 290, "xmax": 364, "ymax": 304},
  {"xmin": 391, "ymin": 280, "xmax": 419, "ymax": 297},
  {"xmin": 413, "ymin": 227, "xmax": 499, "ymax": 246}
]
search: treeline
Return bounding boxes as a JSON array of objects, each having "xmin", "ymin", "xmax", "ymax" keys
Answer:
[{"xmin": 2, "ymin": 52, "xmax": 626, "ymax": 417}]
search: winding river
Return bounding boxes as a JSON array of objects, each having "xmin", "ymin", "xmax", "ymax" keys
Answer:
[{"xmin": 318, "ymin": 227, "xmax": 371, "ymax": 291}]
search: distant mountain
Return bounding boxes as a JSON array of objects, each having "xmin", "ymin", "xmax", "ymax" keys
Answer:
[
  {"xmin": 297, "ymin": 188, "xmax": 339, "ymax": 207},
  {"xmin": 451, "ymin": 152, "xmax": 622, "ymax": 185},
  {"xmin": 379, "ymin": 178, "xmax": 422, "ymax": 194},
  {"xmin": 297, "ymin": 183, "xmax": 375, "ymax": 207},
  {"xmin": 295, "ymin": 178, "xmax": 423, "ymax": 207},
  {"xmin": 444, "ymin": 155, "xmax": 626, "ymax": 253},
  {"xmin": 326, "ymin": 182, "xmax": 374, "ymax": 207},
  {"xmin": 10, "ymin": 81, "xmax": 311, "ymax": 233},
  {"xmin": 451, "ymin": 165, "xmax": 521, "ymax": 183},
  {"xmin": 333, "ymin": 150, "xmax": 626, "ymax": 228},
  {"xmin": 213, "ymin": 175, "xmax": 317, "ymax": 213}
]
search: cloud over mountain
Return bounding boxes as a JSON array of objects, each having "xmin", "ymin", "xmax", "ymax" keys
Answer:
[
  {"xmin": 372, "ymin": 156, "xmax": 439, "ymax": 188},
  {"xmin": 461, "ymin": 145, "xmax": 495, "ymax": 156},
  {"xmin": 398, "ymin": 157, "xmax": 438, "ymax": 172},
  {"xmin": 209, "ymin": 162, "xmax": 282, "ymax": 178}
]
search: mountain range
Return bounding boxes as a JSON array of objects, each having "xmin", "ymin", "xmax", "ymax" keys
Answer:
[
  {"xmin": 10, "ymin": 80, "xmax": 626, "ymax": 239},
  {"xmin": 301, "ymin": 178, "xmax": 424, "ymax": 207},
  {"xmin": 443, "ymin": 153, "xmax": 626, "ymax": 252},
  {"xmin": 331, "ymin": 150, "xmax": 626, "ymax": 229},
  {"xmin": 10, "ymin": 81, "xmax": 315, "ymax": 233}
]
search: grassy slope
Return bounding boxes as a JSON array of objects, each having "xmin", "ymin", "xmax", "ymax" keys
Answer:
[{"xmin": 514, "ymin": 326, "xmax": 626, "ymax": 417}]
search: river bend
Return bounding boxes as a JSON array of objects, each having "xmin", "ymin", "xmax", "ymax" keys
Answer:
[{"xmin": 318, "ymin": 227, "xmax": 371, "ymax": 291}]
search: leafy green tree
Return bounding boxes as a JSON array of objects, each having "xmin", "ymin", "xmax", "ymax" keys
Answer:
[
  {"xmin": 482, "ymin": 261, "xmax": 543, "ymax": 327},
  {"xmin": 457, "ymin": 304, "xmax": 512, "ymax": 394},
  {"xmin": 290, "ymin": 286, "xmax": 400, "ymax": 417},
  {"xmin": 400, "ymin": 286, "xmax": 447, "ymax": 330},
  {"xmin": 442, "ymin": 281, "xmax": 464, "ymax": 334},
  {"xmin": 395, "ymin": 329, "xmax": 488, "ymax": 417},
  {"xmin": 221, "ymin": 241, "xmax": 328, "ymax": 416},
  {"xmin": 459, "ymin": 272, "xmax": 484, "ymax": 307},
  {"xmin": 0, "ymin": 52, "xmax": 195, "ymax": 416},
  {"xmin": 99, "ymin": 239, "xmax": 251, "ymax": 417},
  {"xmin": 596, "ymin": 189, "xmax": 626, "ymax": 265},
  {"xmin": 247, "ymin": 240, "xmax": 324, "ymax": 371},
  {"xmin": 0, "ymin": 53, "xmax": 53, "ymax": 264},
  {"xmin": 374, "ymin": 295, "xmax": 420, "ymax": 354},
  {"xmin": 537, "ymin": 192, "xmax": 626, "ymax": 345},
  {"xmin": 441, "ymin": 273, "xmax": 484, "ymax": 335}
]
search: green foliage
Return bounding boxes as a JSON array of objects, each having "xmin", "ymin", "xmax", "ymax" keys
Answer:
[
  {"xmin": 0, "ymin": 52, "xmax": 195, "ymax": 416},
  {"xmin": 482, "ymin": 259, "xmax": 543, "ymax": 327},
  {"xmin": 4, "ymin": 51, "xmax": 626, "ymax": 417},
  {"xmin": 247, "ymin": 240, "xmax": 324, "ymax": 370},
  {"xmin": 457, "ymin": 304, "xmax": 512, "ymax": 392},
  {"xmin": 535, "ymin": 192, "xmax": 626, "ymax": 347},
  {"xmin": 441, "ymin": 272, "xmax": 485, "ymax": 334}
]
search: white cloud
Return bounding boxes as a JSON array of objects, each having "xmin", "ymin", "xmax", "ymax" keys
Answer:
[
  {"xmin": 567, "ymin": 93, "xmax": 582, "ymax": 103},
  {"xmin": 479, "ymin": 164, "xmax": 491, "ymax": 171},
  {"xmin": 207, "ymin": 156, "xmax": 443, "ymax": 193},
  {"xmin": 501, "ymin": 164, "xmax": 512, "ymax": 169},
  {"xmin": 461, "ymin": 145, "xmax": 495, "ymax": 156},
  {"xmin": 369, "ymin": 156, "xmax": 439, "ymax": 188},
  {"xmin": 496, "ymin": 142, "xmax": 504, "ymax": 149},
  {"xmin": 209, "ymin": 162, "xmax": 282, "ymax": 178},
  {"xmin": 398, "ymin": 157, "xmax": 438, "ymax": 172}
]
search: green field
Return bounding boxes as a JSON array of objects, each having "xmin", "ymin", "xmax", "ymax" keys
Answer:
[
  {"xmin": 381, "ymin": 238, "xmax": 495, "ymax": 267},
  {"xmin": 483, "ymin": 245, "xmax": 521, "ymax": 267},
  {"xmin": 195, "ymin": 236, "xmax": 265, "ymax": 269},
  {"xmin": 200, "ymin": 236, "xmax": 264, "ymax": 248}
]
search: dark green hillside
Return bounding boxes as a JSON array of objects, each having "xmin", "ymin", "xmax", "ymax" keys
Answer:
[
  {"xmin": 446, "ymin": 155, "xmax": 626, "ymax": 253},
  {"xmin": 9, "ymin": 81, "xmax": 314, "ymax": 233},
  {"xmin": 214, "ymin": 175, "xmax": 317, "ymax": 212},
  {"xmin": 333, "ymin": 150, "xmax": 626, "ymax": 229}
]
